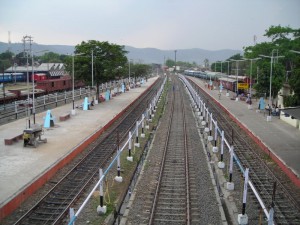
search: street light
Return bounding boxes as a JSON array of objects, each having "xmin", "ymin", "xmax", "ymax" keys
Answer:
[
  {"xmin": 259, "ymin": 50, "xmax": 284, "ymax": 112},
  {"xmin": 242, "ymin": 57, "xmax": 261, "ymax": 98},
  {"xmin": 72, "ymin": 53, "xmax": 85, "ymax": 114},
  {"xmin": 230, "ymin": 59, "xmax": 246, "ymax": 98},
  {"xmin": 290, "ymin": 50, "xmax": 300, "ymax": 54}
]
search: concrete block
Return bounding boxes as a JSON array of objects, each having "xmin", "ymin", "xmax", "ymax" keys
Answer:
[
  {"xmin": 237, "ymin": 214, "xmax": 248, "ymax": 225},
  {"xmin": 97, "ymin": 205, "xmax": 107, "ymax": 215},
  {"xmin": 226, "ymin": 182, "xmax": 234, "ymax": 190},
  {"xmin": 114, "ymin": 176, "xmax": 123, "ymax": 183},
  {"xmin": 218, "ymin": 161, "xmax": 225, "ymax": 169},
  {"xmin": 212, "ymin": 146, "xmax": 219, "ymax": 153}
]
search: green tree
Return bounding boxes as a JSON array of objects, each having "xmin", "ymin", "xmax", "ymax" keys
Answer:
[
  {"xmin": 0, "ymin": 51, "xmax": 13, "ymax": 72},
  {"xmin": 244, "ymin": 25, "xmax": 300, "ymax": 106},
  {"xmin": 64, "ymin": 40, "xmax": 128, "ymax": 99},
  {"xmin": 130, "ymin": 63, "xmax": 151, "ymax": 78},
  {"xmin": 38, "ymin": 52, "xmax": 63, "ymax": 63}
]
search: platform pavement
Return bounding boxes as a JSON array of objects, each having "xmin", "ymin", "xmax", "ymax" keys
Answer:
[
  {"xmin": 0, "ymin": 77, "xmax": 158, "ymax": 218},
  {"xmin": 188, "ymin": 77, "xmax": 300, "ymax": 186}
]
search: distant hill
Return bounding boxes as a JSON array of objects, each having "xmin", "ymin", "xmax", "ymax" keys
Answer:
[{"xmin": 0, "ymin": 42, "xmax": 241, "ymax": 65}]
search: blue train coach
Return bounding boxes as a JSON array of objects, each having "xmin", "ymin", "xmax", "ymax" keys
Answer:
[{"xmin": 0, "ymin": 73, "xmax": 26, "ymax": 83}]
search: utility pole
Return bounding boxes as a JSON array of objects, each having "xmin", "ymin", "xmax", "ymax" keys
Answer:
[
  {"xmin": 174, "ymin": 50, "xmax": 177, "ymax": 74},
  {"xmin": 23, "ymin": 35, "xmax": 32, "ymax": 128}
]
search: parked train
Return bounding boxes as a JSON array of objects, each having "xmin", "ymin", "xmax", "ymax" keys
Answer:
[
  {"xmin": 0, "ymin": 73, "xmax": 48, "ymax": 83},
  {"xmin": 184, "ymin": 70, "xmax": 252, "ymax": 94},
  {"xmin": 35, "ymin": 76, "xmax": 85, "ymax": 93},
  {"xmin": 0, "ymin": 73, "xmax": 27, "ymax": 83},
  {"xmin": 0, "ymin": 76, "xmax": 85, "ymax": 104}
]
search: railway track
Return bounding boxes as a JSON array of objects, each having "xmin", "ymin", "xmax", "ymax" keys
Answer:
[
  {"xmin": 147, "ymin": 77, "xmax": 223, "ymax": 225},
  {"xmin": 149, "ymin": 78, "xmax": 191, "ymax": 224},
  {"xmin": 188, "ymin": 77, "xmax": 300, "ymax": 225},
  {"xmin": 12, "ymin": 78, "xmax": 162, "ymax": 225}
]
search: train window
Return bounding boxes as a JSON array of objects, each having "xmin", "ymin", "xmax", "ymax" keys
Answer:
[
  {"xmin": 52, "ymin": 82, "xmax": 54, "ymax": 87},
  {"xmin": 63, "ymin": 80, "xmax": 66, "ymax": 86}
]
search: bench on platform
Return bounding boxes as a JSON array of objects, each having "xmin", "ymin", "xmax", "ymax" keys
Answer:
[
  {"xmin": 4, "ymin": 134, "xmax": 23, "ymax": 145},
  {"xmin": 59, "ymin": 113, "xmax": 71, "ymax": 121}
]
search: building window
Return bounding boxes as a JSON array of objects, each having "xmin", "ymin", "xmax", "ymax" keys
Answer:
[{"xmin": 52, "ymin": 82, "xmax": 54, "ymax": 87}]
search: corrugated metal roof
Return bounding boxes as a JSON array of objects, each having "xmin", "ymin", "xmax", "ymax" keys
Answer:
[{"xmin": 5, "ymin": 63, "xmax": 65, "ymax": 75}]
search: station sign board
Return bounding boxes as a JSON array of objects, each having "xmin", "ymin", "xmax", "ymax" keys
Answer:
[{"xmin": 238, "ymin": 83, "xmax": 249, "ymax": 89}]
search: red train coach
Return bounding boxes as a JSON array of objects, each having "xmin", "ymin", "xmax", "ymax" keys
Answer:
[
  {"xmin": 32, "ymin": 73, "xmax": 47, "ymax": 82},
  {"xmin": 36, "ymin": 76, "xmax": 72, "ymax": 93},
  {"xmin": 35, "ymin": 76, "xmax": 85, "ymax": 93}
]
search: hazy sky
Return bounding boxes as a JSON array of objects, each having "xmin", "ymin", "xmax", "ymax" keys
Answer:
[{"xmin": 0, "ymin": 0, "xmax": 299, "ymax": 51}]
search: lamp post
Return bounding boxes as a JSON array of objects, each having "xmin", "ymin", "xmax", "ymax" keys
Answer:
[
  {"xmin": 23, "ymin": 35, "xmax": 31, "ymax": 128},
  {"xmin": 259, "ymin": 50, "xmax": 284, "ymax": 111},
  {"xmin": 230, "ymin": 59, "xmax": 246, "ymax": 98},
  {"xmin": 72, "ymin": 53, "xmax": 84, "ymax": 114},
  {"xmin": 243, "ymin": 57, "xmax": 261, "ymax": 97}
]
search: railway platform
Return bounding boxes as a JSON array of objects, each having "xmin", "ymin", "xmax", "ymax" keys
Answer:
[
  {"xmin": 0, "ymin": 76, "xmax": 158, "ymax": 220},
  {"xmin": 189, "ymin": 76, "xmax": 300, "ymax": 187}
]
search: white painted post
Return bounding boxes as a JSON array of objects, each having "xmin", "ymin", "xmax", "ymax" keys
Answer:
[
  {"xmin": 226, "ymin": 146, "xmax": 235, "ymax": 190},
  {"xmin": 208, "ymin": 113, "xmax": 213, "ymax": 141},
  {"xmin": 97, "ymin": 168, "xmax": 107, "ymax": 214},
  {"xmin": 69, "ymin": 208, "xmax": 75, "ymax": 225},
  {"xmin": 204, "ymin": 108, "xmax": 209, "ymax": 133},
  {"xmin": 218, "ymin": 130, "xmax": 225, "ymax": 168},
  {"xmin": 114, "ymin": 147, "xmax": 123, "ymax": 182},
  {"xmin": 212, "ymin": 121, "xmax": 218, "ymax": 152},
  {"xmin": 127, "ymin": 132, "xmax": 133, "ymax": 162},
  {"xmin": 134, "ymin": 121, "xmax": 140, "ymax": 147},
  {"xmin": 238, "ymin": 168, "xmax": 249, "ymax": 224},
  {"xmin": 141, "ymin": 114, "xmax": 145, "ymax": 138}
]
